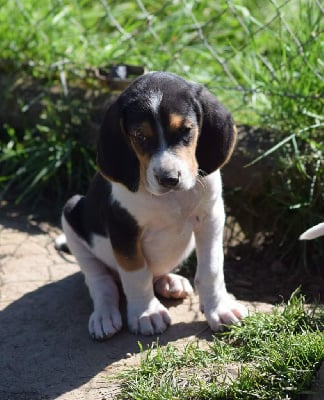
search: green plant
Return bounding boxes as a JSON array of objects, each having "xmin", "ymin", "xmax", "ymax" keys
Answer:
[
  {"xmin": 234, "ymin": 0, "xmax": 323, "ymax": 251},
  {"xmin": 120, "ymin": 290, "xmax": 324, "ymax": 399},
  {"xmin": 1, "ymin": 95, "xmax": 96, "ymax": 204}
]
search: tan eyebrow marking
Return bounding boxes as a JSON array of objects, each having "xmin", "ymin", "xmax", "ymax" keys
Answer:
[{"xmin": 169, "ymin": 113, "xmax": 184, "ymax": 130}]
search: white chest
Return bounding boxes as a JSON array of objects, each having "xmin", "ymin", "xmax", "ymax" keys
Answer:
[{"xmin": 109, "ymin": 171, "xmax": 223, "ymax": 274}]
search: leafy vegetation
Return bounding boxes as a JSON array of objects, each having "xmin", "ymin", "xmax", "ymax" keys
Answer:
[{"xmin": 120, "ymin": 291, "xmax": 324, "ymax": 399}]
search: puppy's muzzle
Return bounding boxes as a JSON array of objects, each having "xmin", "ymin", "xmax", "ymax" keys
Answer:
[{"xmin": 155, "ymin": 171, "xmax": 180, "ymax": 189}]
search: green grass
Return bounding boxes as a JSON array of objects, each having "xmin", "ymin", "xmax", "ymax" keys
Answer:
[
  {"xmin": 0, "ymin": 95, "xmax": 97, "ymax": 204},
  {"xmin": 0, "ymin": 0, "xmax": 321, "ymax": 112},
  {"xmin": 120, "ymin": 291, "xmax": 324, "ymax": 399}
]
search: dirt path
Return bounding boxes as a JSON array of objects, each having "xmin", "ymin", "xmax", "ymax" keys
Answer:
[{"xmin": 0, "ymin": 204, "xmax": 306, "ymax": 400}]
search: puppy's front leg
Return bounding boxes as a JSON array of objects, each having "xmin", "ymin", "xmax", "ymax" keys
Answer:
[
  {"xmin": 62, "ymin": 214, "xmax": 122, "ymax": 340},
  {"xmin": 119, "ymin": 266, "xmax": 171, "ymax": 335},
  {"xmin": 194, "ymin": 197, "xmax": 247, "ymax": 331}
]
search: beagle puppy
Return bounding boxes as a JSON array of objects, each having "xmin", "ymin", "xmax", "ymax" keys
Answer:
[{"xmin": 59, "ymin": 72, "xmax": 248, "ymax": 340}]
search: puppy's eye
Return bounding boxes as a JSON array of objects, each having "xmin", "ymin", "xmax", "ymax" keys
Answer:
[
  {"xmin": 180, "ymin": 126, "xmax": 192, "ymax": 135},
  {"xmin": 132, "ymin": 130, "xmax": 147, "ymax": 143},
  {"xmin": 178, "ymin": 125, "xmax": 193, "ymax": 145}
]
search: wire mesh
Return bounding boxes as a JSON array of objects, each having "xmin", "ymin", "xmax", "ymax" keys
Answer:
[{"xmin": 1, "ymin": 0, "xmax": 322, "ymax": 96}]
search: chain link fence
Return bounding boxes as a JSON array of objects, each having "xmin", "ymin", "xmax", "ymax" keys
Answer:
[{"xmin": 1, "ymin": 0, "xmax": 322, "ymax": 117}]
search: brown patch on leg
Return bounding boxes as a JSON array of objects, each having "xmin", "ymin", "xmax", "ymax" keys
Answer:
[
  {"xmin": 113, "ymin": 238, "xmax": 145, "ymax": 272},
  {"xmin": 108, "ymin": 200, "xmax": 145, "ymax": 272}
]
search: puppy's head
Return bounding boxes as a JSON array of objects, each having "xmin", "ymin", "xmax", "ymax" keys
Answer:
[{"xmin": 97, "ymin": 72, "xmax": 236, "ymax": 195}]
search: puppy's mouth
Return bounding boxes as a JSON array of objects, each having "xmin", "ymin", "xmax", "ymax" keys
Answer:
[
  {"xmin": 146, "ymin": 174, "xmax": 197, "ymax": 196},
  {"xmin": 148, "ymin": 186, "xmax": 176, "ymax": 196}
]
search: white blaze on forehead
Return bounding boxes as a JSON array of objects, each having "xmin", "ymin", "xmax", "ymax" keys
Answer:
[
  {"xmin": 147, "ymin": 89, "xmax": 166, "ymax": 149},
  {"xmin": 148, "ymin": 90, "xmax": 163, "ymax": 113}
]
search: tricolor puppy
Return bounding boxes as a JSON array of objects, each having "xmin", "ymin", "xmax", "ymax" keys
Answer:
[{"xmin": 59, "ymin": 72, "xmax": 248, "ymax": 340}]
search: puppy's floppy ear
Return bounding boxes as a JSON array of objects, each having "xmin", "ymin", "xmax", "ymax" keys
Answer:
[
  {"xmin": 97, "ymin": 100, "xmax": 140, "ymax": 192},
  {"xmin": 194, "ymin": 85, "xmax": 237, "ymax": 175}
]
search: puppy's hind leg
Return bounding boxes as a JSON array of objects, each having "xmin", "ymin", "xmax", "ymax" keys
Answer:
[
  {"xmin": 62, "ymin": 215, "xmax": 122, "ymax": 340},
  {"xmin": 154, "ymin": 273, "xmax": 193, "ymax": 299}
]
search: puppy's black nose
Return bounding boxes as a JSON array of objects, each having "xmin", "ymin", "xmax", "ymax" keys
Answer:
[{"xmin": 156, "ymin": 173, "xmax": 180, "ymax": 188}]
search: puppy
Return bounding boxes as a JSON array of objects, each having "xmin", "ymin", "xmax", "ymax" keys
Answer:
[
  {"xmin": 59, "ymin": 72, "xmax": 247, "ymax": 340},
  {"xmin": 299, "ymin": 223, "xmax": 324, "ymax": 240}
]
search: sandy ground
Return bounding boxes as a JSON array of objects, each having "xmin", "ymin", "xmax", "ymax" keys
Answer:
[{"xmin": 0, "ymin": 205, "xmax": 322, "ymax": 400}]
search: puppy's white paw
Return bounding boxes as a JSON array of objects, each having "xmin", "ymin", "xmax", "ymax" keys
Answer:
[
  {"xmin": 89, "ymin": 305, "xmax": 122, "ymax": 340},
  {"xmin": 154, "ymin": 273, "xmax": 193, "ymax": 299},
  {"xmin": 127, "ymin": 297, "xmax": 171, "ymax": 335},
  {"xmin": 201, "ymin": 295, "xmax": 248, "ymax": 332}
]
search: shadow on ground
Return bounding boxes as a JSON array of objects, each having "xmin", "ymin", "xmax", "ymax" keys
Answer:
[
  {"xmin": 0, "ymin": 272, "xmax": 213, "ymax": 400},
  {"xmin": 0, "ymin": 202, "xmax": 61, "ymax": 236}
]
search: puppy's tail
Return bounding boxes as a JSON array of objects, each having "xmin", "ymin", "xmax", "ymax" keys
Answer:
[
  {"xmin": 54, "ymin": 233, "xmax": 71, "ymax": 254},
  {"xmin": 299, "ymin": 223, "xmax": 324, "ymax": 240}
]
